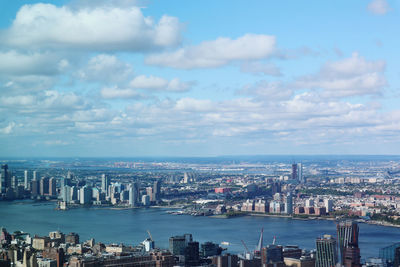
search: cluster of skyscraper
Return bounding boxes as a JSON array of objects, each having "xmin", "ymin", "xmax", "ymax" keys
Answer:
[
  {"xmin": 0, "ymin": 165, "xmax": 45, "ymax": 200},
  {"xmin": 316, "ymin": 221, "xmax": 360, "ymax": 267},
  {"xmin": 59, "ymin": 173, "xmax": 162, "ymax": 207}
]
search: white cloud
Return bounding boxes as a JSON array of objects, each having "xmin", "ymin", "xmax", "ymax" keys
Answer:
[
  {"xmin": 367, "ymin": 0, "xmax": 391, "ymax": 15},
  {"xmin": 294, "ymin": 53, "xmax": 387, "ymax": 98},
  {"xmin": 145, "ymin": 34, "xmax": 276, "ymax": 69},
  {"xmin": 1, "ymin": 75, "xmax": 56, "ymax": 92},
  {"xmin": 78, "ymin": 54, "xmax": 134, "ymax": 84},
  {"xmin": 130, "ymin": 75, "xmax": 192, "ymax": 92},
  {"xmin": 322, "ymin": 52, "xmax": 385, "ymax": 77},
  {"xmin": 101, "ymin": 86, "xmax": 145, "ymax": 99},
  {"xmin": 1, "ymin": 3, "xmax": 182, "ymax": 51},
  {"xmin": 0, "ymin": 50, "xmax": 65, "ymax": 76},
  {"xmin": 240, "ymin": 61, "xmax": 281, "ymax": 76},
  {"xmin": 0, "ymin": 95, "xmax": 36, "ymax": 106},
  {"xmin": 175, "ymin": 98, "xmax": 213, "ymax": 112},
  {"xmin": 0, "ymin": 122, "xmax": 16, "ymax": 135}
]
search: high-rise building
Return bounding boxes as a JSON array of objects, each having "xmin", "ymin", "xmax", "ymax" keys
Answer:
[
  {"xmin": 128, "ymin": 183, "xmax": 139, "ymax": 207},
  {"xmin": 285, "ymin": 193, "xmax": 293, "ymax": 214},
  {"xmin": 142, "ymin": 195, "xmax": 150, "ymax": 206},
  {"xmin": 146, "ymin": 187, "xmax": 154, "ymax": 201},
  {"xmin": 0, "ymin": 164, "xmax": 10, "ymax": 193},
  {"xmin": 324, "ymin": 199, "xmax": 334, "ymax": 212},
  {"xmin": 316, "ymin": 235, "xmax": 338, "ymax": 267},
  {"xmin": 49, "ymin": 178, "xmax": 57, "ymax": 197},
  {"xmin": 11, "ymin": 176, "xmax": 18, "ymax": 188},
  {"xmin": 169, "ymin": 235, "xmax": 187, "ymax": 255},
  {"xmin": 40, "ymin": 177, "xmax": 50, "ymax": 196},
  {"xmin": 185, "ymin": 241, "xmax": 200, "ymax": 266},
  {"xmin": 71, "ymin": 186, "xmax": 78, "ymax": 201},
  {"xmin": 79, "ymin": 186, "xmax": 92, "ymax": 205},
  {"xmin": 298, "ymin": 163, "xmax": 304, "ymax": 183},
  {"xmin": 101, "ymin": 174, "xmax": 110, "ymax": 195},
  {"xmin": 33, "ymin": 171, "xmax": 38, "ymax": 180},
  {"xmin": 24, "ymin": 170, "xmax": 29, "ymax": 190},
  {"xmin": 337, "ymin": 221, "xmax": 359, "ymax": 265},
  {"xmin": 291, "ymin": 163, "xmax": 298, "ymax": 180},
  {"xmin": 62, "ymin": 185, "xmax": 71, "ymax": 203},
  {"xmin": 153, "ymin": 180, "xmax": 161, "ymax": 202},
  {"xmin": 31, "ymin": 179, "xmax": 40, "ymax": 197},
  {"xmin": 344, "ymin": 246, "xmax": 361, "ymax": 267},
  {"xmin": 261, "ymin": 245, "xmax": 283, "ymax": 265}
]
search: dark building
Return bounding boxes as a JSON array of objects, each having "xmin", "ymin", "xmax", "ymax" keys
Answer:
[
  {"xmin": 337, "ymin": 221, "xmax": 359, "ymax": 265},
  {"xmin": 262, "ymin": 245, "xmax": 283, "ymax": 265},
  {"xmin": 200, "ymin": 242, "xmax": 222, "ymax": 257},
  {"xmin": 184, "ymin": 241, "xmax": 199, "ymax": 266},
  {"xmin": 169, "ymin": 234, "xmax": 192, "ymax": 256},
  {"xmin": 282, "ymin": 245, "xmax": 302, "ymax": 259},
  {"xmin": 394, "ymin": 246, "xmax": 400, "ymax": 267},
  {"xmin": 153, "ymin": 180, "xmax": 161, "ymax": 202},
  {"xmin": 316, "ymin": 235, "xmax": 338, "ymax": 267},
  {"xmin": 291, "ymin": 163, "xmax": 297, "ymax": 180},
  {"xmin": 0, "ymin": 164, "xmax": 10, "ymax": 193}
]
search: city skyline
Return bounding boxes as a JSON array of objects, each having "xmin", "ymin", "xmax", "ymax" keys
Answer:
[{"xmin": 1, "ymin": 0, "xmax": 399, "ymax": 157}]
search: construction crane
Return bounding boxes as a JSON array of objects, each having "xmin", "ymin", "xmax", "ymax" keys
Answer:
[
  {"xmin": 241, "ymin": 240, "xmax": 250, "ymax": 255},
  {"xmin": 256, "ymin": 228, "xmax": 263, "ymax": 252},
  {"xmin": 147, "ymin": 230, "xmax": 153, "ymax": 241}
]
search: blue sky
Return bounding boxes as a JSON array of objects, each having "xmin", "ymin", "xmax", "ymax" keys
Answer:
[{"xmin": 0, "ymin": 0, "xmax": 399, "ymax": 157}]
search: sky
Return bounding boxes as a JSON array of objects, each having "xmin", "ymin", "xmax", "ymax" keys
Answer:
[{"xmin": 0, "ymin": 0, "xmax": 400, "ymax": 157}]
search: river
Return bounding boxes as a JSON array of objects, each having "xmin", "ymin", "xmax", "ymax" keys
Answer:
[{"xmin": 1, "ymin": 200, "xmax": 399, "ymax": 259}]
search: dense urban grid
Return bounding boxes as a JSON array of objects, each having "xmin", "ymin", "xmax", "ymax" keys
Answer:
[{"xmin": 1, "ymin": 157, "xmax": 400, "ymax": 267}]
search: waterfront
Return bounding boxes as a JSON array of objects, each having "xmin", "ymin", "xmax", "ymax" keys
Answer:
[{"xmin": 1, "ymin": 201, "xmax": 400, "ymax": 259}]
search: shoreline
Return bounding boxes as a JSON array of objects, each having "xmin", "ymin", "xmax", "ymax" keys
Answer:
[{"xmin": 7, "ymin": 199, "xmax": 400, "ymax": 229}]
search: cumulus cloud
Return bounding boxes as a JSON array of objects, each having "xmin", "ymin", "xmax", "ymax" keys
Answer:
[
  {"xmin": 0, "ymin": 122, "xmax": 16, "ymax": 135},
  {"xmin": 367, "ymin": 0, "xmax": 391, "ymax": 15},
  {"xmin": 1, "ymin": 3, "xmax": 182, "ymax": 51},
  {"xmin": 145, "ymin": 34, "xmax": 276, "ymax": 69},
  {"xmin": 1, "ymin": 75, "xmax": 56, "ymax": 93},
  {"xmin": 294, "ymin": 53, "xmax": 387, "ymax": 98},
  {"xmin": 78, "ymin": 54, "xmax": 134, "ymax": 84},
  {"xmin": 130, "ymin": 75, "xmax": 193, "ymax": 92},
  {"xmin": 0, "ymin": 50, "xmax": 66, "ymax": 76},
  {"xmin": 0, "ymin": 90, "xmax": 88, "ymax": 115}
]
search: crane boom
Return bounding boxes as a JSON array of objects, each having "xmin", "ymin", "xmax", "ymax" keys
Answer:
[
  {"xmin": 241, "ymin": 240, "xmax": 250, "ymax": 254},
  {"xmin": 147, "ymin": 230, "xmax": 153, "ymax": 241}
]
